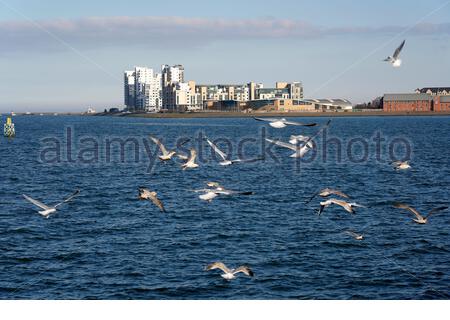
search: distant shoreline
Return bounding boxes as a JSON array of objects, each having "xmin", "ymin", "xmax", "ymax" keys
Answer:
[
  {"xmin": 8, "ymin": 111, "xmax": 450, "ymax": 118},
  {"xmin": 122, "ymin": 111, "xmax": 450, "ymax": 119}
]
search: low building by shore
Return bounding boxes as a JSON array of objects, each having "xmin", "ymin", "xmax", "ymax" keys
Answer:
[{"xmin": 383, "ymin": 93, "xmax": 450, "ymax": 112}]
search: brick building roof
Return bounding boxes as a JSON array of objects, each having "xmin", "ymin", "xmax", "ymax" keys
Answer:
[{"xmin": 384, "ymin": 93, "xmax": 433, "ymax": 101}]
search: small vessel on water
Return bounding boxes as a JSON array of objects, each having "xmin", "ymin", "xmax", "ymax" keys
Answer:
[{"xmin": 4, "ymin": 116, "xmax": 15, "ymax": 137}]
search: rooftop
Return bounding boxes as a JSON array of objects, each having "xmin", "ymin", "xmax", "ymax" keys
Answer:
[{"xmin": 384, "ymin": 93, "xmax": 433, "ymax": 101}]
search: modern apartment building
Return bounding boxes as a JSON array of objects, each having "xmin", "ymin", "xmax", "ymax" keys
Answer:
[
  {"xmin": 124, "ymin": 71, "xmax": 135, "ymax": 109},
  {"xmin": 124, "ymin": 64, "xmax": 305, "ymax": 112},
  {"xmin": 124, "ymin": 67, "xmax": 162, "ymax": 112},
  {"xmin": 195, "ymin": 84, "xmax": 250, "ymax": 103}
]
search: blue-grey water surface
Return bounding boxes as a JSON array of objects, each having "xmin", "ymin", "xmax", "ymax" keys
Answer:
[{"xmin": 0, "ymin": 115, "xmax": 449, "ymax": 299}]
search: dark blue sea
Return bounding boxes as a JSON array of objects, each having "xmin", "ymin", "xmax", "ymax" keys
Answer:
[{"xmin": 1, "ymin": 115, "xmax": 449, "ymax": 299}]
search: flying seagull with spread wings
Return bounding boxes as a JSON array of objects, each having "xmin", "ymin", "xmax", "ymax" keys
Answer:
[
  {"xmin": 181, "ymin": 148, "xmax": 199, "ymax": 170},
  {"xmin": 138, "ymin": 187, "xmax": 166, "ymax": 212},
  {"xmin": 266, "ymin": 120, "xmax": 331, "ymax": 158},
  {"xmin": 192, "ymin": 182, "xmax": 253, "ymax": 202},
  {"xmin": 384, "ymin": 40, "xmax": 406, "ymax": 67},
  {"xmin": 205, "ymin": 262, "xmax": 254, "ymax": 280},
  {"xmin": 254, "ymin": 117, "xmax": 317, "ymax": 129},
  {"xmin": 205, "ymin": 138, "xmax": 263, "ymax": 166},
  {"xmin": 23, "ymin": 190, "xmax": 80, "ymax": 218},
  {"xmin": 289, "ymin": 135, "xmax": 313, "ymax": 147},
  {"xmin": 306, "ymin": 188, "xmax": 350, "ymax": 204},
  {"xmin": 149, "ymin": 135, "xmax": 176, "ymax": 161},
  {"xmin": 393, "ymin": 202, "xmax": 447, "ymax": 224},
  {"xmin": 318, "ymin": 198, "xmax": 366, "ymax": 215}
]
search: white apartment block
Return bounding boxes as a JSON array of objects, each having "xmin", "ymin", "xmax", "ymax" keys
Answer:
[{"xmin": 124, "ymin": 67, "xmax": 162, "ymax": 112}]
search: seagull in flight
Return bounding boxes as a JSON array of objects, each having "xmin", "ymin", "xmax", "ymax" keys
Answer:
[
  {"xmin": 344, "ymin": 230, "xmax": 364, "ymax": 241},
  {"xmin": 384, "ymin": 40, "xmax": 405, "ymax": 68},
  {"xmin": 181, "ymin": 149, "xmax": 199, "ymax": 170},
  {"xmin": 205, "ymin": 262, "xmax": 254, "ymax": 280},
  {"xmin": 205, "ymin": 138, "xmax": 263, "ymax": 166},
  {"xmin": 23, "ymin": 190, "xmax": 80, "ymax": 218},
  {"xmin": 289, "ymin": 135, "xmax": 313, "ymax": 147},
  {"xmin": 266, "ymin": 120, "xmax": 331, "ymax": 158},
  {"xmin": 393, "ymin": 202, "xmax": 447, "ymax": 224},
  {"xmin": 149, "ymin": 135, "xmax": 176, "ymax": 161},
  {"xmin": 392, "ymin": 161, "xmax": 411, "ymax": 171},
  {"xmin": 306, "ymin": 188, "xmax": 350, "ymax": 204},
  {"xmin": 318, "ymin": 198, "xmax": 366, "ymax": 215},
  {"xmin": 192, "ymin": 182, "xmax": 253, "ymax": 202},
  {"xmin": 138, "ymin": 187, "xmax": 166, "ymax": 212},
  {"xmin": 254, "ymin": 117, "xmax": 317, "ymax": 129}
]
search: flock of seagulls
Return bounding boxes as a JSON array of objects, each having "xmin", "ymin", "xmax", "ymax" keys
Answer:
[
  {"xmin": 14, "ymin": 36, "xmax": 448, "ymax": 288},
  {"xmin": 21, "ymin": 97, "xmax": 448, "ymax": 282}
]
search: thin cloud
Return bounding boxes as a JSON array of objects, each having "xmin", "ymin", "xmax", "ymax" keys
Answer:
[{"xmin": 0, "ymin": 16, "xmax": 449, "ymax": 53}]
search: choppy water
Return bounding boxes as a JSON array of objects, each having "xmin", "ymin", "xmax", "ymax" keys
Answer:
[{"xmin": 1, "ymin": 115, "xmax": 449, "ymax": 299}]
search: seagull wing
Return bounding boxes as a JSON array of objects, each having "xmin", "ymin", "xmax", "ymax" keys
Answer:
[
  {"xmin": 149, "ymin": 193, "xmax": 166, "ymax": 213},
  {"xmin": 233, "ymin": 266, "xmax": 254, "ymax": 277},
  {"xmin": 305, "ymin": 192, "xmax": 319, "ymax": 204},
  {"xmin": 265, "ymin": 138, "xmax": 297, "ymax": 151},
  {"xmin": 54, "ymin": 189, "xmax": 80, "ymax": 208},
  {"xmin": 318, "ymin": 204, "xmax": 326, "ymax": 215},
  {"xmin": 290, "ymin": 135, "xmax": 310, "ymax": 143},
  {"xmin": 329, "ymin": 198, "xmax": 349, "ymax": 207},
  {"xmin": 329, "ymin": 198, "xmax": 356, "ymax": 213},
  {"xmin": 23, "ymin": 195, "xmax": 52, "ymax": 210},
  {"xmin": 206, "ymin": 138, "xmax": 227, "ymax": 161},
  {"xmin": 425, "ymin": 206, "xmax": 448, "ymax": 219},
  {"xmin": 327, "ymin": 189, "xmax": 350, "ymax": 199},
  {"xmin": 283, "ymin": 120, "xmax": 317, "ymax": 127},
  {"xmin": 393, "ymin": 202, "xmax": 423, "ymax": 220},
  {"xmin": 186, "ymin": 149, "xmax": 197, "ymax": 165},
  {"xmin": 254, "ymin": 117, "xmax": 281, "ymax": 123},
  {"xmin": 149, "ymin": 135, "xmax": 169, "ymax": 156},
  {"xmin": 231, "ymin": 157, "xmax": 264, "ymax": 164},
  {"xmin": 393, "ymin": 40, "xmax": 405, "ymax": 59},
  {"xmin": 176, "ymin": 153, "xmax": 189, "ymax": 160},
  {"xmin": 348, "ymin": 202, "xmax": 366, "ymax": 208},
  {"xmin": 344, "ymin": 230, "xmax": 361, "ymax": 238},
  {"xmin": 206, "ymin": 262, "xmax": 232, "ymax": 274}
]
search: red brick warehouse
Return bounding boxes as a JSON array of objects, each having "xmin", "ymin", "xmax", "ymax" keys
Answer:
[{"xmin": 383, "ymin": 94, "xmax": 433, "ymax": 112}]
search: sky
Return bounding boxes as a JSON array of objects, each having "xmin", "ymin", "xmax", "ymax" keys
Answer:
[{"xmin": 0, "ymin": 0, "xmax": 449, "ymax": 112}]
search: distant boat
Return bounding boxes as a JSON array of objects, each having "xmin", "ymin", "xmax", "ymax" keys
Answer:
[
  {"xmin": 86, "ymin": 107, "xmax": 96, "ymax": 114},
  {"xmin": 10, "ymin": 112, "xmax": 16, "ymax": 116}
]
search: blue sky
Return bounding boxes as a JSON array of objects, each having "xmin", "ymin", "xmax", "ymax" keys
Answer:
[{"xmin": 0, "ymin": 0, "xmax": 449, "ymax": 111}]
